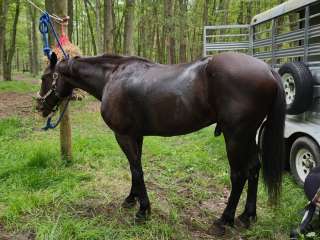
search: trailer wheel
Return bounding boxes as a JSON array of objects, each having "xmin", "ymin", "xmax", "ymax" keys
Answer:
[
  {"xmin": 290, "ymin": 137, "xmax": 320, "ymax": 186},
  {"xmin": 279, "ymin": 62, "xmax": 313, "ymax": 115}
]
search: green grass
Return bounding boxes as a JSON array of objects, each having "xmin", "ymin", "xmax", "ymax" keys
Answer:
[
  {"xmin": 0, "ymin": 80, "xmax": 313, "ymax": 239},
  {"xmin": 0, "ymin": 78, "xmax": 38, "ymax": 93}
]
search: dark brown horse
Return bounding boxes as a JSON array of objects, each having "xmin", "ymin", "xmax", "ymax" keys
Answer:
[{"xmin": 36, "ymin": 52, "xmax": 285, "ymax": 234}]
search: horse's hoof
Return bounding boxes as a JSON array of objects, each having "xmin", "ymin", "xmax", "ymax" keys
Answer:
[
  {"xmin": 208, "ymin": 221, "xmax": 226, "ymax": 236},
  {"xmin": 236, "ymin": 214, "xmax": 257, "ymax": 229},
  {"xmin": 208, "ymin": 218, "xmax": 233, "ymax": 236},
  {"xmin": 134, "ymin": 210, "xmax": 150, "ymax": 224},
  {"xmin": 122, "ymin": 198, "xmax": 137, "ymax": 209},
  {"xmin": 134, "ymin": 207, "xmax": 151, "ymax": 224}
]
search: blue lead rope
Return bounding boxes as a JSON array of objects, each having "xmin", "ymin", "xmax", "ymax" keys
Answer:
[
  {"xmin": 39, "ymin": 12, "xmax": 70, "ymax": 131},
  {"xmin": 39, "ymin": 13, "xmax": 51, "ymax": 59},
  {"xmin": 42, "ymin": 100, "xmax": 70, "ymax": 130},
  {"xmin": 39, "ymin": 12, "xmax": 69, "ymax": 59}
]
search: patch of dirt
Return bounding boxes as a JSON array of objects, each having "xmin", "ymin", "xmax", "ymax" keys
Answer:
[
  {"xmin": 13, "ymin": 73, "xmax": 40, "ymax": 85},
  {"xmin": 72, "ymin": 198, "xmax": 119, "ymax": 219},
  {"xmin": 0, "ymin": 223, "xmax": 36, "ymax": 240},
  {"xmin": 200, "ymin": 187, "xmax": 230, "ymax": 214},
  {"xmin": 0, "ymin": 92, "xmax": 34, "ymax": 119}
]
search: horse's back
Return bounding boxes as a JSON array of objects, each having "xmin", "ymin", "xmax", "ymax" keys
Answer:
[{"xmin": 101, "ymin": 59, "xmax": 215, "ymax": 136}]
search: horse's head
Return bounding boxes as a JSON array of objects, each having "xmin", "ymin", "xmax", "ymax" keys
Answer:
[{"xmin": 36, "ymin": 52, "xmax": 73, "ymax": 117}]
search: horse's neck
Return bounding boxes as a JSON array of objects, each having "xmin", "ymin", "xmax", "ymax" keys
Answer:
[{"xmin": 66, "ymin": 62, "xmax": 113, "ymax": 101}]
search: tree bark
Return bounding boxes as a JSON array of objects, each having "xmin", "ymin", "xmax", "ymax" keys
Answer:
[
  {"xmin": 95, "ymin": 0, "xmax": 102, "ymax": 53},
  {"xmin": 2, "ymin": 0, "xmax": 20, "ymax": 81},
  {"xmin": 15, "ymin": 47, "xmax": 19, "ymax": 72},
  {"xmin": 164, "ymin": 0, "xmax": 175, "ymax": 64},
  {"xmin": 0, "ymin": 0, "xmax": 2, "ymax": 73},
  {"xmin": 179, "ymin": 0, "xmax": 187, "ymax": 63},
  {"xmin": 123, "ymin": 0, "xmax": 135, "ymax": 55},
  {"xmin": 54, "ymin": 0, "xmax": 73, "ymax": 163},
  {"xmin": 68, "ymin": 0, "xmax": 73, "ymax": 41},
  {"xmin": 75, "ymin": 0, "xmax": 79, "ymax": 45},
  {"xmin": 203, "ymin": 0, "xmax": 209, "ymax": 25},
  {"xmin": 103, "ymin": 0, "xmax": 113, "ymax": 53},
  {"xmin": 0, "ymin": 0, "xmax": 8, "ymax": 76},
  {"xmin": 29, "ymin": 5, "xmax": 39, "ymax": 76},
  {"xmin": 27, "ymin": 5, "xmax": 32, "ymax": 73}
]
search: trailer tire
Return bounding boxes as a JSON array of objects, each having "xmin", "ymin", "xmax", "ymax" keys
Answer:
[
  {"xmin": 279, "ymin": 62, "xmax": 313, "ymax": 115},
  {"xmin": 290, "ymin": 137, "xmax": 320, "ymax": 186}
]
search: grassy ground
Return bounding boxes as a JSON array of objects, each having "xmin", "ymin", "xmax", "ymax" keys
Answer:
[{"xmin": 0, "ymin": 76, "xmax": 313, "ymax": 239}]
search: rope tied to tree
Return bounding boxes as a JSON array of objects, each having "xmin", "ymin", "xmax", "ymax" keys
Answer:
[{"xmin": 25, "ymin": 0, "xmax": 65, "ymax": 24}]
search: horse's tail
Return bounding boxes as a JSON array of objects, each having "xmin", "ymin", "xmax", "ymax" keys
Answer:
[{"xmin": 261, "ymin": 69, "xmax": 286, "ymax": 204}]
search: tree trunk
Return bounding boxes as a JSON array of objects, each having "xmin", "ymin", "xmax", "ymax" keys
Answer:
[
  {"xmin": 0, "ymin": 0, "xmax": 8, "ymax": 76},
  {"xmin": 203, "ymin": 0, "xmax": 209, "ymax": 25},
  {"xmin": 75, "ymin": 0, "xmax": 79, "ymax": 45},
  {"xmin": 179, "ymin": 0, "xmax": 187, "ymax": 63},
  {"xmin": 68, "ymin": 0, "xmax": 73, "ymax": 41},
  {"xmin": 104, "ymin": 0, "xmax": 112, "ymax": 53},
  {"xmin": 29, "ymin": 5, "xmax": 39, "ymax": 76},
  {"xmin": 156, "ymin": 19, "xmax": 162, "ymax": 62},
  {"xmin": 0, "ymin": 0, "xmax": 2, "ymax": 73},
  {"xmin": 123, "ymin": 0, "xmax": 135, "ymax": 55},
  {"xmin": 164, "ymin": 0, "xmax": 175, "ymax": 64},
  {"xmin": 16, "ymin": 47, "xmax": 19, "ymax": 72},
  {"xmin": 54, "ymin": 0, "xmax": 73, "ymax": 163},
  {"xmin": 2, "ymin": 0, "xmax": 20, "ymax": 81},
  {"xmin": 95, "ymin": 0, "xmax": 102, "ymax": 53},
  {"xmin": 84, "ymin": 0, "xmax": 97, "ymax": 55},
  {"xmin": 246, "ymin": 0, "xmax": 253, "ymax": 24},
  {"xmin": 27, "ymin": 5, "xmax": 32, "ymax": 73}
]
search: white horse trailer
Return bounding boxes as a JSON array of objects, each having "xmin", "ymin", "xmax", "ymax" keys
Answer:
[{"xmin": 204, "ymin": 0, "xmax": 320, "ymax": 186}]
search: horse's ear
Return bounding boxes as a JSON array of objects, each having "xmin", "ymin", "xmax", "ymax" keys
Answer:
[{"xmin": 50, "ymin": 52, "xmax": 58, "ymax": 68}]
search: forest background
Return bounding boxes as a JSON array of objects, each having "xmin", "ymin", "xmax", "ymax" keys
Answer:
[{"xmin": 0, "ymin": 0, "xmax": 287, "ymax": 81}]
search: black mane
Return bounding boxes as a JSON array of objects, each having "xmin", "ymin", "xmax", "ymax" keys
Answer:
[{"xmin": 74, "ymin": 54, "xmax": 152, "ymax": 65}]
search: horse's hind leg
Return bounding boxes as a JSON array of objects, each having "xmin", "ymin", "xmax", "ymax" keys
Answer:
[
  {"xmin": 238, "ymin": 142, "xmax": 260, "ymax": 228},
  {"xmin": 210, "ymin": 130, "xmax": 249, "ymax": 235},
  {"xmin": 115, "ymin": 134, "xmax": 150, "ymax": 221}
]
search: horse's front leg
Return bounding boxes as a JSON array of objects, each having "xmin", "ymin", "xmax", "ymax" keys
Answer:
[{"xmin": 115, "ymin": 134, "xmax": 150, "ymax": 221}]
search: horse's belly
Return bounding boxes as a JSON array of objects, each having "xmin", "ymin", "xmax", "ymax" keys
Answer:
[
  {"xmin": 140, "ymin": 103, "xmax": 215, "ymax": 136},
  {"xmin": 142, "ymin": 118, "xmax": 214, "ymax": 136}
]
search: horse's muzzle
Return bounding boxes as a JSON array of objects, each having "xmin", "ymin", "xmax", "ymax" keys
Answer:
[
  {"xmin": 34, "ymin": 92, "xmax": 56, "ymax": 118},
  {"xmin": 35, "ymin": 102, "xmax": 50, "ymax": 117}
]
